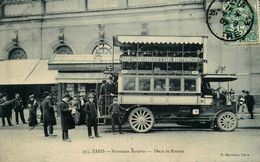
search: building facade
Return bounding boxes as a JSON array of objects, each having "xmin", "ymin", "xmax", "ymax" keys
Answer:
[{"xmin": 0, "ymin": 0, "xmax": 259, "ymax": 103}]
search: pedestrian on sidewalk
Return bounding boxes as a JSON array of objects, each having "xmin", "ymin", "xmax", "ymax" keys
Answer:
[
  {"xmin": 28, "ymin": 94, "xmax": 38, "ymax": 127},
  {"xmin": 0, "ymin": 93, "xmax": 16, "ymax": 127},
  {"xmin": 108, "ymin": 97, "xmax": 126, "ymax": 134},
  {"xmin": 14, "ymin": 93, "xmax": 27, "ymax": 125},
  {"xmin": 40, "ymin": 91, "xmax": 57, "ymax": 137},
  {"xmin": 246, "ymin": 91, "xmax": 255, "ymax": 119},
  {"xmin": 78, "ymin": 94, "xmax": 86, "ymax": 125},
  {"xmin": 70, "ymin": 94, "xmax": 80, "ymax": 125},
  {"xmin": 59, "ymin": 94, "xmax": 75, "ymax": 142},
  {"xmin": 237, "ymin": 90, "xmax": 247, "ymax": 119},
  {"xmin": 85, "ymin": 94, "xmax": 100, "ymax": 138}
]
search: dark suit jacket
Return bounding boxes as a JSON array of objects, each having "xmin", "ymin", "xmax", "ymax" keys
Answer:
[
  {"xmin": 0, "ymin": 98, "xmax": 15, "ymax": 117},
  {"xmin": 40, "ymin": 97, "xmax": 56, "ymax": 126},
  {"xmin": 59, "ymin": 101, "xmax": 75, "ymax": 130},
  {"xmin": 85, "ymin": 101, "xmax": 97, "ymax": 118},
  {"xmin": 14, "ymin": 98, "xmax": 23, "ymax": 112},
  {"xmin": 246, "ymin": 95, "xmax": 255, "ymax": 108},
  {"xmin": 100, "ymin": 83, "xmax": 116, "ymax": 96},
  {"xmin": 108, "ymin": 103, "xmax": 125, "ymax": 116}
]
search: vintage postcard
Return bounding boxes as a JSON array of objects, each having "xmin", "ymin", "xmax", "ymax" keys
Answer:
[{"xmin": 0, "ymin": 0, "xmax": 259, "ymax": 162}]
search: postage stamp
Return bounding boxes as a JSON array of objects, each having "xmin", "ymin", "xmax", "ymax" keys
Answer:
[{"xmin": 206, "ymin": 0, "xmax": 259, "ymax": 43}]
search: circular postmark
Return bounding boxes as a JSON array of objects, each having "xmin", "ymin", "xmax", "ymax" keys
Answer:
[{"xmin": 206, "ymin": 0, "xmax": 254, "ymax": 41}]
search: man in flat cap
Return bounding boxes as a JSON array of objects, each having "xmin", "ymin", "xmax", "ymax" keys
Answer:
[
  {"xmin": 59, "ymin": 94, "xmax": 75, "ymax": 142},
  {"xmin": 40, "ymin": 91, "xmax": 57, "ymax": 137},
  {"xmin": 85, "ymin": 94, "xmax": 100, "ymax": 138},
  {"xmin": 14, "ymin": 93, "xmax": 27, "ymax": 125},
  {"xmin": 108, "ymin": 97, "xmax": 126, "ymax": 134}
]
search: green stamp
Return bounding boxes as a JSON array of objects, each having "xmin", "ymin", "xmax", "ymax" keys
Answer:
[
  {"xmin": 206, "ymin": 0, "xmax": 259, "ymax": 43},
  {"xmin": 233, "ymin": 0, "xmax": 259, "ymax": 44}
]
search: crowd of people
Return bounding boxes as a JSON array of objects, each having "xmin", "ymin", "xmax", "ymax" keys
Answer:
[
  {"xmin": 0, "ymin": 77, "xmax": 257, "ymax": 142},
  {"xmin": 0, "ymin": 75, "xmax": 126, "ymax": 142},
  {"xmin": 0, "ymin": 93, "xmax": 27, "ymax": 127}
]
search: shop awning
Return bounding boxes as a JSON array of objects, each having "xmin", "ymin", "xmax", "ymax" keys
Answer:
[
  {"xmin": 23, "ymin": 60, "xmax": 58, "ymax": 84},
  {"xmin": 56, "ymin": 72, "xmax": 107, "ymax": 83},
  {"xmin": 114, "ymin": 35, "xmax": 204, "ymax": 46},
  {"xmin": 203, "ymin": 74, "xmax": 237, "ymax": 82},
  {"xmin": 48, "ymin": 54, "xmax": 121, "ymax": 71},
  {"xmin": 0, "ymin": 60, "xmax": 58, "ymax": 85}
]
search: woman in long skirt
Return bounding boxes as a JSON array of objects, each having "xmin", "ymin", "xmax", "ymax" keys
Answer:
[{"xmin": 28, "ymin": 94, "xmax": 38, "ymax": 127}]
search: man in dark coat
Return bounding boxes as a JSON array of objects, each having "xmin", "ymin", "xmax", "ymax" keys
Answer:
[
  {"xmin": 40, "ymin": 92, "xmax": 57, "ymax": 137},
  {"xmin": 99, "ymin": 76, "xmax": 116, "ymax": 114},
  {"xmin": 85, "ymin": 94, "xmax": 100, "ymax": 138},
  {"xmin": 78, "ymin": 94, "xmax": 86, "ymax": 125},
  {"xmin": 0, "ymin": 94, "xmax": 16, "ymax": 127},
  {"xmin": 246, "ymin": 91, "xmax": 255, "ymax": 119},
  {"xmin": 28, "ymin": 94, "xmax": 38, "ymax": 127},
  {"xmin": 14, "ymin": 93, "xmax": 27, "ymax": 124},
  {"xmin": 59, "ymin": 94, "xmax": 75, "ymax": 142},
  {"xmin": 108, "ymin": 97, "xmax": 126, "ymax": 134}
]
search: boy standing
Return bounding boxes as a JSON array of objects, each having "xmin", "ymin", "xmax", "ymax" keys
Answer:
[{"xmin": 108, "ymin": 97, "xmax": 126, "ymax": 134}]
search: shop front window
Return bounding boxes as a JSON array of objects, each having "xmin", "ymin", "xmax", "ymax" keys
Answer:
[
  {"xmin": 184, "ymin": 79, "xmax": 196, "ymax": 91},
  {"xmin": 169, "ymin": 79, "xmax": 181, "ymax": 91},
  {"xmin": 154, "ymin": 78, "xmax": 166, "ymax": 91},
  {"xmin": 138, "ymin": 78, "xmax": 151, "ymax": 91},
  {"xmin": 124, "ymin": 77, "xmax": 136, "ymax": 91}
]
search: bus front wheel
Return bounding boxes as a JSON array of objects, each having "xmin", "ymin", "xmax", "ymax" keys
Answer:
[
  {"xmin": 216, "ymin": 112, "xmax": 238, "ymax": 131},
  {"xmin": 128, "ymin": 107, "xmax": 154, "ymax": 133}
]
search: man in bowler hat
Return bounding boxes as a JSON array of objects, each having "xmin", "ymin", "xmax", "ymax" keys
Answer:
[
  {"xmin": 246, "ymin": 91, "xmax": 255, "ymax": 119},
  {"xmin": 59, "ymin": 94, "xmax": 75, "ymax": 142},
  {"xmin": 14, "ymin": 93, "xmax": 27, "ymax": 124},
  {"xmin": 40, "ymin": 91, "xmax": 57, "ymax": 137}
]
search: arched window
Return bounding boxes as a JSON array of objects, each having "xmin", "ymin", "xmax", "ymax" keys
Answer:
[
  {"xmin": 54, "ymin": 45, "xmax": 73, "ymax": 55},
  {"xmin": 92, "ymin": 43, "xmax": 112, "ymax": 55},
  {"xmin": 8, "ymin": 48, "xmax": 27, "ymax": 60}
]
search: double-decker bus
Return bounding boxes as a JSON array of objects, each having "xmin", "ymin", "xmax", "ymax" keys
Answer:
[{"xmin": 103, "ymin": 35, "xmax": 238, "ymax": 132}]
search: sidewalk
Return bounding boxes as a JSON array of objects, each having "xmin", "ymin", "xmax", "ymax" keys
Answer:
[{"xmin": 237, "ymin": 107, "xmax": 260, "ymax": 129}]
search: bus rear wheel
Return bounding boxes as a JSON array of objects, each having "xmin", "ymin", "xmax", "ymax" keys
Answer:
[
  {"xmin": 128, "ymin": 107, "xmax": 154, "ymax": 133},
  {"xmin": 217, "ymin": 112, "xmax": 238, "ymax": 131}
]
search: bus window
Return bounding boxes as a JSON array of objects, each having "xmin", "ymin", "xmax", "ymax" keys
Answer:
[
  {"xmin": 123, "ymin": 62, "xmax": 137, "ymax": 70},
  {"xmin": 139, "ymin": 78, "xmax": 151, "ymax": 91},
  {"xmin": 184, "ymin": 79, "xmax": 196, "ymax": 91},
  {"xmin": 154, "ymin": 78, "xmax": 166, "ymax": 91},
  {"xmin": 167, "ymin": 63, "xmax": 182, "ymax": 70},
  {"xmin": 138, "ymin": 62, "xmax": 152, "ymax": 70},
  {"xmin": 153, "ymin": 63, "xmax": 167, "ymax": 70},
  {"xmin": 169, "ymin": 79, "xmax": 181, "ymax": 91},
  {"xmin": 183, "ymin": 63, "xmax": 198, "ymax": 71},
  {"xmin": 124, "ymin": 78, "xmax": 136, "ymax": 91}
]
